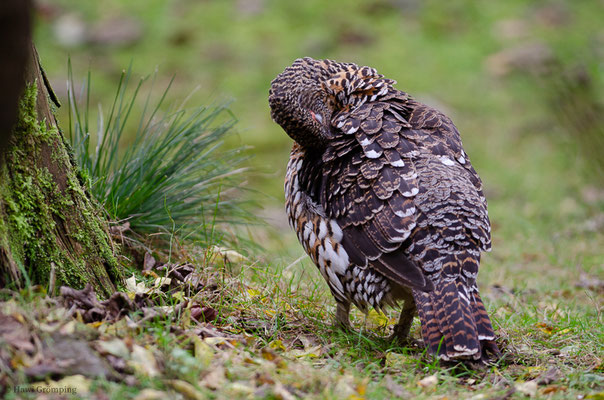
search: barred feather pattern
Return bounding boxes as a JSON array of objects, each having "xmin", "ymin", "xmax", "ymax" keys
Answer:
[
  {"xmin": 284, "ymin": 147, "xmax": 396, "ymax": 312},
  {"xmin": 271, "ymin": 57, "xmax": 500, "ymax": 363}
]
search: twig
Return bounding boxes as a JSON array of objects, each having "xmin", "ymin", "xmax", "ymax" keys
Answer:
[
  {"xmin": 284, "ymin": 254, "xmax": 307, "ymax": 272},
  {"xmin": 48, "ymin": 262, "xmax": 56, "ymax": 296}
]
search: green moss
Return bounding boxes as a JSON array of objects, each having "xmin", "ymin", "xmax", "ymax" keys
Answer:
[
  {"xmin": 15, "ymin": 84, "xmax": 39, "ymax": 136},
  {"xmin": 0, "ymin": 81, "xmax": 122, "ymax": 297},
  {"xmin": 0, "ymin": 167, "xmax": 27, "ymax": 284}
]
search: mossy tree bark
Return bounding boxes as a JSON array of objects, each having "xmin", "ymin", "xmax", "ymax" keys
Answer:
[
  {"xmin": 0, "ymin": 44, "xmax": 122, "ymax": 298},
  {"xmin": 0, "ymin": 0, "xmax": 31, "ymax": 156}
]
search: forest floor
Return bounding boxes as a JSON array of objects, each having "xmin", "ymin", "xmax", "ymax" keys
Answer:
[{"xmin": 1, "ymin": 230, "xmax": 602, "ymax": 399}]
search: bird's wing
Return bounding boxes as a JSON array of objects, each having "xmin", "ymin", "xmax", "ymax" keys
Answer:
[
  {"xmin": 320, "ymin": 92, "xmax": 433, "ymax": 291},
  {"xmin": 405, "ymin": 100, "xmax": 491, "ymax": 251},
  {"xmin": 320, "ymin": 93, "xmax": 490, "ymax": 291}
]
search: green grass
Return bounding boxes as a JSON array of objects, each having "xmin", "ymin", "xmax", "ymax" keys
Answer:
[
  {"xmin": 66, "ymin": 62, "xmax": 254, "ymax": 248},
  {"xmin": 36, "ymin": 0, "xmax": 604, "ymax": 198},
  {"xmin": 1, "ymin": 249, "xmax": 601, "ymax": 399},
  {"xmin": 19, "ymin": 0, "xmax": 604, "ymax": 398}
]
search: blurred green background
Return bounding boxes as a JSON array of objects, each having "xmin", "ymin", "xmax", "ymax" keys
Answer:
[{"xmin": 34, "ymin": 0, "xmax": 603, "ymax": 280}]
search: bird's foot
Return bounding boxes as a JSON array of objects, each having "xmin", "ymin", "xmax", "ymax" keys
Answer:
[
  {"xmin": 387, "ymin": 323, "xmax": 424, "ymax": 349},
  {"xmin": 334, "ymin": 301, "xmax": 352, "ymax": 332},
  {"xmin": 334, "ymin": 319, "xmax": 353, "ymax": 333},
  {"xmin": 387, "ymin": 333, "xmax": 424, "ymax": 349}
]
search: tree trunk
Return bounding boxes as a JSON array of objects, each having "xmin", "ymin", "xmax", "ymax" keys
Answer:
[
  {"xmin": 0, "ymin": 0, "xmax": 32, "ymax": 157},
  {"xmin": 0, "ymin": 43, "xmax": 122, "ymax": 298}
]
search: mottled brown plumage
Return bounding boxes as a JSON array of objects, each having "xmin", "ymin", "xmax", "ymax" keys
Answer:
[{"xmin": 269, "ymin": 57, "xmax": 500, "ymax": 363}]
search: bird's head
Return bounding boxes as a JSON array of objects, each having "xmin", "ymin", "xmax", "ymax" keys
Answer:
[
  {"xmin": 269, "ymin": 57, "xmax": 335, "ymax": 149},
  {"xmin": 269, "ymin": 57, "xmax": 396, "ymax": 150}
]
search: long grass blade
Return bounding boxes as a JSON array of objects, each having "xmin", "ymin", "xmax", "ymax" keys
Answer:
[{"xmin": 67, "ymin": 67, "xmax": 256, "ymax": 248}]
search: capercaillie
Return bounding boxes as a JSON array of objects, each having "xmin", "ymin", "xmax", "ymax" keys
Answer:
[{"xmin": 269, "ymin": 57, "xmax": 500, "ymax": 363}]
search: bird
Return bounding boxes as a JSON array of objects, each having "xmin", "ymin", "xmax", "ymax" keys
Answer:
[{"xmin": 269, "ymin": 57, "xmax": 500, "ymax": 363}]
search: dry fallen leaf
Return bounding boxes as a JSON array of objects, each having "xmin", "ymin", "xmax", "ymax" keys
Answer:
[
  {"xmin": 167, "ymin": 379, "xmax": 204, "ymax": 400},
  {"xmin": 537, "ymin": 367, "xmax": 562, "ymax": 385},
  {"xmin": 269, "ymin": 339, "xmax": 287, "ymax": 352},
  {"xmin": 25, "ymin": 335, "xmax": 113, "ymax": 380},
  {"xmin": 418, "ymin": 375, "xmax": 438, "ymax": 388},
  {"xmin": 385, "ymin": 352, "xmax": 414, "ymax": 369},
  {"xmin": 383, "ymin": 375, "xmax": 412, "ymax": 399},
  {"xmin": 284, "ymin": 345, "xmax": 322, "ymax": 359},
  {"xmin": 210, "ymin": 245, "xmax": 248, "ymax": 264},
  {"xmin": 200, "ymin": 365, "xmax": 226, "ymax": 389},
  {"xmin": 126, "ymin": 275, "xmax": 148, "ymax": 296},
  {"xmin": 204, "ymin": 336, "xmax": 238, "ymax": 350},
  {"xmin": 96, "ymin": 338, "xmax": 130, "ymax": 359},
  {"xmin": 225, "ymin": 382, "xmax": 255, "ymax": 396},
  {"xmin": 133, "ymin": 388, "xmax": 168, "ymax": 400},
  {"xmin": 536, "ymin": 322, "xmax": 554, "ymax": 335},
  {"xmin": 10, "ymin": 351, "xmax": 36, "ymax": 370},
  {"xmin": 523, "ymin": 366, "xmax": 546, "ymax": 379},
  {"xmin": 515, "ymin": 380, "xmax": 538, "ymax": 397},
  {"xmin": 190, "ymin": 303, "xmax": 217, "ymax": 323},
  {"xmin": 334, "ymin": 375, "xmax": 357, "ymax": 398},
  {"xmin": 153, "ymin": 276, "xmax": 172, "ymax": 290},
  {"xmin": 273, "ymin": 381, "xmax": 296, "ymax": 400},
  {"xmin": 0, "ymin": 313, "xmax": 35, "ymax": 353},
  {"xmin": 540, "ymin": 385, "xmax": 567, "ymax": 395},
  {"xmin": 143, "ymin": 253, "xmax": 157, "ymax": 271},
  {"xmin": 100, "ymin": 317, "xmax": 138, "ymax": 337},
  {"xmin": 261, "ymin": 347, "xmax": 279, "ymax": 361},
  {"xmin": 129, "ymin": 344, "xmax": 159, "ymax": 377},
  {"xmin": 193, "ymin": 336, "xmax": 214, "ymax": 368}
]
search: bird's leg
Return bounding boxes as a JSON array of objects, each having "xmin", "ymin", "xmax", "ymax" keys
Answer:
[
  {"xmin": 391, "ymin": 305, "xmax": 415, "ymax": 340},
  {"xmin": 334, "ymin": 301, "xmax": 351, "ymax": 331},
  {"xmin": 389, "ymin": 296, "xmax": 422, "ymax": 347}
]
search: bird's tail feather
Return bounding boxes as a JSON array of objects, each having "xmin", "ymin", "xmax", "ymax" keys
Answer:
[
  {"xmin": 413, "ymin": 280, "xmax": 500, "ymax": 363},
  {"xmin": 470, "ymin": 289, "xmax": 501, "ymax": 359}
]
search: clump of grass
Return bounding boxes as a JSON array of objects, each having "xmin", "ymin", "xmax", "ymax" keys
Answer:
[{"xmin": 66, "ymin": 62, "xmax": 253, "ymax": 247}]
